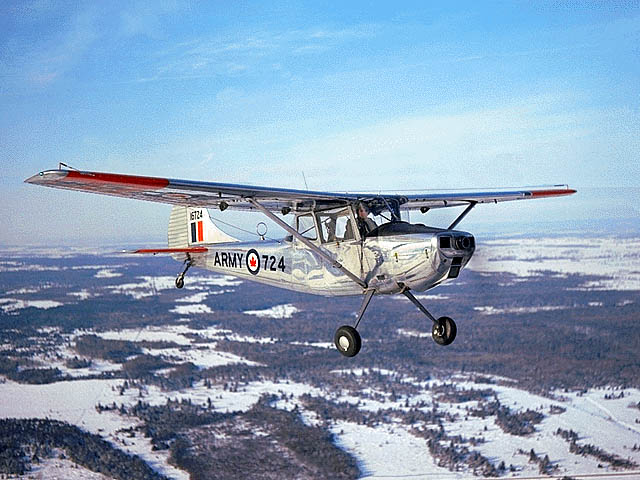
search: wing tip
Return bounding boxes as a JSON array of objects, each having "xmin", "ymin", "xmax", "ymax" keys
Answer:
[
  {"xmin": 25, "ymin": 169, "xmax": 72, "ymax": 185},
  {"xmin": 25, "ymin": 170, "xmax": 63, "ymax": 184},
  {"xmin": 530, "ymin": 187, "xmax": 577, "ymax": 198}
]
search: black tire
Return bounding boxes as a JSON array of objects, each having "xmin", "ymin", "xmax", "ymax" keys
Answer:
[
  {"xmin": 175, "ymin": 275, "xmax": 184, "ymax": 289},
  {"xmin": 334, "ymin": 325, "xmax": 362, "ymax": 357},
  {"xmin": 432, "ymin": 316, "xmax": 457, "ymax": 346}
]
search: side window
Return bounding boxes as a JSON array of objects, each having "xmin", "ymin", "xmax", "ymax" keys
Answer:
[
  {"xmin": 318, "ymin": 214, "xmax": 336, "ymax": 243},
  {"xmin": 335, "ymin": 215, "xmax": 349, "ymax": 239},
  {"xmin": 297, "ymin": 214, "xmax": 317, "ymax": 240},
  {"xmin": 318, "ymin": 209, "xmax": 353, "ymax": 243}
]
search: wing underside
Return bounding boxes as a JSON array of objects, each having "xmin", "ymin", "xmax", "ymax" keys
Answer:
[{"xmin": 25, "ymin": 169, "xmax": 576, "ymax": 213}]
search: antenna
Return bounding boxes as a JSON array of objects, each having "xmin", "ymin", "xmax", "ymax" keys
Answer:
[
  {"xmin": 58, "ymin": 162, "xmax": 79, "ymax": 171},
  {"xmin": 302, "ymin": 171, "xmax": 309, "ymax": 190}
]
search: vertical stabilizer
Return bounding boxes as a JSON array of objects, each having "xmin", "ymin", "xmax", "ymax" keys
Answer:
[{"xmin": 168, "ymin": 206, "xmax": 238, "ymax": 248}]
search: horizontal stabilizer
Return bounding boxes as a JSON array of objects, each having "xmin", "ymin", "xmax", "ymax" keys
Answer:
[{"xmin": 127, "ymin": 247, "xmax": 208, "ymax": 255}]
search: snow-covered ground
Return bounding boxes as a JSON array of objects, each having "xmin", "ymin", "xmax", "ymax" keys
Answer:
[
  {"xmin": 0, "ymin": 260, "xmax": 131, "ymax": 273},
  {"xmin": 322, "ymin": 370, "xmax": 640, "ymax": 478},
  {"xmin": 397, "ymin": 327, "xmax": 432, "ymax": 339},
  {"xmin": 244, "ymin": 303, "xmax": 299, "ymax": 319},
  {"xmin": 438, "ymin": 376, "xmax": 640, "ymax": 477},
  {"xmin": 67, "ymin": 289, "xmax": 97, "ymax": 301},
  {"xmin": 332, "ymin": 422, "xmax": 459, "ymax": 479},
  {"xmin": 0, "ymin": 376, "xmax": 324, "ymax": 479},
  {"xmin": 90, "ymin": 324, "xmax": 267, "ymax": 369},
  {"xmin": 0, "ymin": 246, "xmax": 133, "ymax": 259},
  {"xmin": 0, "ymin": 379, "xmax": 189, "ymax": 480},
  {"xmin": 0, "ymin": 298, "xmax": 63, "ymax": 314},
  {"xmin": 290, "ymin": 340, "xmax": 333, "ymax": 349},
  {"xmin": 2, "ymin": 362, "xmax": 640, "ymax": 479},
  {"xmin": 93, "ymin": 325, "xmax": 194, "ymax": 345},
  {"xmin": 29, "ymin": 454, "xmax": 113, "ymax": 480},
  {"xmin": 473, "ymin": 305, "xmax": 570, "ymax": 315},
  {"xmin": 469, "ymin": 236, "xmax": 640, "ymax": 291},
  {"xmin": 2, "ymin": 238, "xmax": 639, "ymax": 478},
  {"xmin": 170, "ymin": 303, "xmax": 213, "ymax": 315},
  {"xmin": 106, "ymin": 274, "xmax": 242, "ymax": 300},
  {"xmin": 94, "ymin": 268, "xmax": 122, "ymax": 278}
]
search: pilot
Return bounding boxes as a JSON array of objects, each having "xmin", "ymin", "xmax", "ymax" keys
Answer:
[
  {"xmin": 324, "ymin": 217, "xmax": 337, "ymax": 242},
  {"xmin": 356, "ymin": 202, "xmax": 377, "ymax": 237}
]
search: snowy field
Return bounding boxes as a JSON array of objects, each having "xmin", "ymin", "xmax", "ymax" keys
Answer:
[
  {"xmin": 29, "ymin": 453, "xmax": 113, "ymax": 480},
  {"xmin": 2, "ymin": 370, "xmax": 640, "ymax": 479},
  {"xmin": 469, "ymin": 236, "xmax": 640, "ymax": 291},
  {"xmin": 0, "ymin": 378, "xmax": 189, "ymax": 480},
  {"xmin": 1, "ymin": 236, "xmax": 639, "ymax": 479}
]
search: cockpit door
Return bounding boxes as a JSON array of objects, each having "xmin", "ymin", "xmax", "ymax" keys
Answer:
[
  {"xmin": 316, "ymin": 207, "xmax": 368, "ymax": 277},
  {"xmin": 291, "ymin": 213, "xmax": 321, "ymax": 282}
]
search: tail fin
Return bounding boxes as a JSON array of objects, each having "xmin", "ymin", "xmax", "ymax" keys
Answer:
[{"xmin": 168, "ymin": 206, "xmax": 238, "ymax": 248}]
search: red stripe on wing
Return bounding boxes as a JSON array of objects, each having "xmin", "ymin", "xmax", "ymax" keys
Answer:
[
  {"xmin": 66, "ymin": 171, "xmax": 169, "ymax": 189},
  {"xmin": 530, "ymin": 188, "xmax": 577, "ymax": 198}
]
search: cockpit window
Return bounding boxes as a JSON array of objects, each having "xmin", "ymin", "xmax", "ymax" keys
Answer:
[
  {"xmin": 317, "ymin": 208, "xmax": 353, "ymax": 243},
  {"xmin": 296, "ymin": 214, "xmax": 317, "ymax": 240}
]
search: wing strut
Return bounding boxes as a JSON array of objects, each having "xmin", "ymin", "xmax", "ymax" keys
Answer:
[
  {"xmin": 246, "ymin": 197, "xmax": 368, "ymax": 289},
  {"xmin": 447, "ymin": 201, "xmax": 476, "ymax": 230}
]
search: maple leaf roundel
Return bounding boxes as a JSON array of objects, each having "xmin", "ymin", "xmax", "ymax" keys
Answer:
[{"xmin": 246, "ymin": 249, "xmax": 260, "ymax": 275}]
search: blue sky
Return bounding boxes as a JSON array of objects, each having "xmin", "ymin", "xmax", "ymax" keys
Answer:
[{"xmin": 1, "ymin": 1, "xmax": 638, "ymax": 245}]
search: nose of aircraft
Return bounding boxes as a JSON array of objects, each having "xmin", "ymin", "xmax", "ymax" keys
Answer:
[
  {"xmin": 437, "ymin": 232, "xmax": 475, "ymax": 252},
  {"xmin": 435, "ymin": 231, "xmax": 475, "ymax": 279}
]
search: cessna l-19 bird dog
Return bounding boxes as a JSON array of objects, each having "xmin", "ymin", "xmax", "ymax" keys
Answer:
[{"xmin": 26, "ymin": 168, "xmax": 575, "ymax": 357}]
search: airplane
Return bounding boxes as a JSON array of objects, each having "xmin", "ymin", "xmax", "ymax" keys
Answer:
[{"xmin": 25, "ymin": 167, "xmax": 576, "ymax": 357}]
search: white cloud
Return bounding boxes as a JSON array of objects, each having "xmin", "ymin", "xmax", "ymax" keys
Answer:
[
  {"xmin": 142, "ymin": 24, "xmax": 379, "ymax": 83},
  {"xmin": 252, "ymin": 96, "xmax": 603, "ymax": 191}
]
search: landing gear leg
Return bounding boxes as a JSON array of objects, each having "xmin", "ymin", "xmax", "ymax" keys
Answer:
[
  {"xmin": 334, "ymin": 290, "xmax": 374, "ymax": 357},
  {"xmin": 175, "ymin": 257, "xmax": 193, "ymax": 289},
  {"xmin": 402, "ymin": 289, "xmax": 457, "ymax": 346}
]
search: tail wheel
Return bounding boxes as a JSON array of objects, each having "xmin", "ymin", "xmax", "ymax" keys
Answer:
[
  {"xmin": 432, "ymin": 316, "xmax": 457, "ymax": 346},
  {"xmin": 334, "ymin": 325, "xmax": 362, "ymax": 357}
]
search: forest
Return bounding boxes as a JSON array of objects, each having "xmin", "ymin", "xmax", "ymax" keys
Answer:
[{"xmin": 0, "ymin": 418, "xmax": 167, "ymax": 479}]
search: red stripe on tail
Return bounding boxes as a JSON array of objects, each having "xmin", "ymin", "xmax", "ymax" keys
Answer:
[{"xmin": 132, "ymin": 247, "xmax": 208, "ymax": 254}]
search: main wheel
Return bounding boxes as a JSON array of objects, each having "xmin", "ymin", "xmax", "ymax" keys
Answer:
[
  {"xmin": 175, "ymin": 275, "xmax": 185, "ymax": 289},
  {"xmin": 432, "ymin": 316, "xmax": 457, "ymax": 346},
  {"xmin": 334, "ymin": 325, "xmax": 362, "ymax": 357}
]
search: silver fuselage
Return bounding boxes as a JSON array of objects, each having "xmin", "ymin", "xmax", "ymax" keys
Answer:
[{"xmin": 185, "ymin": 227, "xmax": 475, "ymax": 296}]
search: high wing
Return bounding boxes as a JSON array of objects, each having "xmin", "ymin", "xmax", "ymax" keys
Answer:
[{"xmin": 25, "ymin": 168, "xmax": 576, "ymax": 213}]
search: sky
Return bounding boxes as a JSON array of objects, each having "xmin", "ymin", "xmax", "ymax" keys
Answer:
[{"xmin": 1, "ymin": 1, "xmax": 639, "ymax": 245}]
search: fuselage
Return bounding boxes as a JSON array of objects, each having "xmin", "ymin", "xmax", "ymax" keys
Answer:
[{"xmin": 185, "ymin": 223, "xmax": 475, "ymax": 296}]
